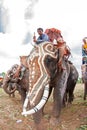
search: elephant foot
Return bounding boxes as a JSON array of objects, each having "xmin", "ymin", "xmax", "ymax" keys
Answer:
[
  {"xmin": 50, "ymin": 117, "xmax": 60, "ymax": 126},
  {"xmin": 84, "ymin": 97, "xmax": 86, "ymax": 100},
  {"xmin": 35, "ymin": 120, "xmax": 45, "ymax": 130},
  {"xmin": 83, "ymin": 95, "xmax": 86, "ymax": 100},
  {"xmin": 35, "ymin": 125, "xmax": 45, "ymax": 130}
]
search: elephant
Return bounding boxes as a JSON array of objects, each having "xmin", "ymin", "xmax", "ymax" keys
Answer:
[
  {"xmin": 2, "ymin": 63, "xmax": 29, "ymax": 104},
  {"xmin": 2, "ymin": 42, "xmax": 78, "ymax": 130},
  {"xmin": 17, "ymin": 41, "xmax": 78, "ymax": 130},
  {"xmin": 63, "ymin": 61, "xmax": 79, "ymax": 105},
  {"xmin": 81, "ymin": 64, "xmax": 87, "ymax": 100}
]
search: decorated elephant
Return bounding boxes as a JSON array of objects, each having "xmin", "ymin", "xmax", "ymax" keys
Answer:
[
  {"xmin": 16, "ymin": 41, "xmax": 78, "ymax": 130},
  {"xmin": 2, "ymin": 41, "xmax": 78, "ymax": 130},
  {"xmin": 81, "ymin": 64, "xmax": 87, "ymax": 100},
  {"xmin": 2, "ymin": 64, "xmax": 29, "ymax": 104}
]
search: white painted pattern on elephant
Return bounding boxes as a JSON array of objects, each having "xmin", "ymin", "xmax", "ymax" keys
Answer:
[
  {"xmin": 22, "ymin": 84, "xmax": 49, "ymax": 116},
  {"xmin": 26, "ymin": 42, "xmax": 57, "ymax": 105}
]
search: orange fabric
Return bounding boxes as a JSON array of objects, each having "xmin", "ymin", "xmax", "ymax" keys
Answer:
[
  {"xmin": 45, "ymin": 28, "xmax": 62, "ymax": 42},
  {"xmin": 54, "ymin": 42, "xmax": 70, "ymax": 57},
  {"xmin": 54, "ymin": 42, "xmax": 65, "ymax": 48},
  {"xmin": 49, "ymin": 28, "xmax": 61, "ymax": 33},
  {"xmin": 45, "ymin": 28, "xmax": 61, "ymax": 35}
]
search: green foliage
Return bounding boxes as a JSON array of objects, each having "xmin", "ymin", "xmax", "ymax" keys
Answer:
[
  {"xmin": 76, "ymin": 125, "xmax": 87, "ymax": 130},
  {"xmin": 77, "ymin": 77, "xmax": 82, "ymax": 83},
  {"xmin": 2, "ymin": 72, "xmax": 5, "ymax": 77}
]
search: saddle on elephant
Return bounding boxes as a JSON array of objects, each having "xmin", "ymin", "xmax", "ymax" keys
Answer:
[{"xmin": 45, "ymin": 28, "xmax": 71, "ymax": 70}]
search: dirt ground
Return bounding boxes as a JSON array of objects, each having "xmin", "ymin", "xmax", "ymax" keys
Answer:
[{"xmin": 0, "ymin": 83, "xmax": 87, "ymax": 130}]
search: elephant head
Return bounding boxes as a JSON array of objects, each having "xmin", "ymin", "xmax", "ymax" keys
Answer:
[
  {"xmin": 2, "ymin": 64, "xmax": 19, "ymax": 95},
  {"xmin": 21, "ymin": 42, "xmax": 59, "ymax": 115}
]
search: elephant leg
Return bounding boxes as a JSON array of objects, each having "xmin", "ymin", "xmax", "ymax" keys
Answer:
[
  {"xmin": 84, "ymin": 84, "xmax": 86, "ymax": 100},
  {"xmin": 63, "ymin": 91, "xmax": 67, "ymax": 107},
  {"xmin": 68, "ymin": 91, "xmax": 74, "ymax": 103},
  {"xmin": 49, "ymin": 85, "xmax": 62, "ymax": 126},
  {"xmin": 53, "ymin": 85, "xmax": 62, "ymax": 117},
  {"xmin": 9, "ymin": 83, "xmax": 15, "ymax": 97},
  {"xmin": 68, "ymin": 89, "xmax": 73, "ymax": 103},
  {"xmin": 50, "ymin": 71, "xmax": 68, "ymax": 125},
  {"xmin": 18, "ymin": 87, "xmax": 27, "ymax": 105},
  {"xmin": 33, "ymin": 109, "xmax": 45, "ymax": 130},
  {"xmin": 30, "ymin": 89, "xmax": 46, "ymax": 130}
]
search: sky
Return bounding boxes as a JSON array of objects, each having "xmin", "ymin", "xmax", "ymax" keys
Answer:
[{"xmin": 0, "ymin": 0, "xmax": 87, "ymax": 77}]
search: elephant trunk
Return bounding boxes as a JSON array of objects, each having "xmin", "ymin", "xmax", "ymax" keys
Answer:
[
  {"xmin": 3, "ymin": 82, "xmax": 17, "ymax": 94},
  {"xmin": 22, "ymin": 84, "xmax": 49, "ymax": 116}
]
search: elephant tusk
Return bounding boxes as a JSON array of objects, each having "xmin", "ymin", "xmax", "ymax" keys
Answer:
[{"xmin": 22, "ymin": 84, "xmax": 49, "ymax": 116}]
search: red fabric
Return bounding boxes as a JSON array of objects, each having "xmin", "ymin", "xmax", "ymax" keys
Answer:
[
  {"xmin": 45, "ymin": 28, "xmax": 61, "ymax": 34},
  {"xmin": 45, "ymin": 28, "xmax": 62, "ymax": 42}
]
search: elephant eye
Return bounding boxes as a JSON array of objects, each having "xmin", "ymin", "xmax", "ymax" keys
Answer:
[{"xmin": 12, "ymin": 68, "xmax": 17, "ymax": 73}]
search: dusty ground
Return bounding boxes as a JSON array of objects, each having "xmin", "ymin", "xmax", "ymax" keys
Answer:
[{"xmin": 0, "ymin": 83, "xmax": 87, "ymax": 130}]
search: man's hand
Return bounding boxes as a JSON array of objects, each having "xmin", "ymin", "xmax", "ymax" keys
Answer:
[{"xmin": 33, "ymin": 35, "xmax": 37, "ymax": 42}]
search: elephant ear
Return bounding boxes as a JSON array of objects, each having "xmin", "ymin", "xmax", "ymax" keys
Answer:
[
  {"xmin": 44, "ymin": 55, "xmax": 58, "ymax": 79},
  {"xmin": 20, "ymin": 56, "xmax": 28, "ymax": 68}
]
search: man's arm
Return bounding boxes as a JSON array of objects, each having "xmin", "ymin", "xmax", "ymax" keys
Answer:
[{"xmin": 36, "ymin": 34, "xmax": 49, "ymax": 44}]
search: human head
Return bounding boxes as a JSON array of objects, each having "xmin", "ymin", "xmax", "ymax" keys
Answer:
[
  {"xmin": 83, "ymin": 37, "xmax": 87, "ymax": 43},
  {"xmin": 37, "ymin": 28, "xmax": 43, "ymax": 35}
]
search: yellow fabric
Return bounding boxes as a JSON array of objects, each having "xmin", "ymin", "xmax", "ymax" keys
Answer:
[{"xmin": 83, "ymin": 43, "xmax": 87, "ymax": 49}]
